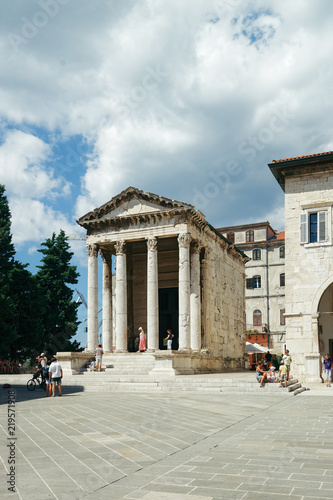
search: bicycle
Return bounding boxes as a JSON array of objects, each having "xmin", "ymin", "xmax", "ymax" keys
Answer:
[{"xmin": 27, "ymin": 368, "xmax": 46, "ymax": 391}]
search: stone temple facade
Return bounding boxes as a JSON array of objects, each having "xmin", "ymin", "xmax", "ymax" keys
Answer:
[
  {"xmin": 76, "ymin": 187, "xmax": 249, "ymax": 374},
  {"xmin": 269, "ymin": 151, "xmax": 333, "ymax": 382}
]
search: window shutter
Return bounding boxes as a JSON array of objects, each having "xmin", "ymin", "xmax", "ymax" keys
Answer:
[
  {"xmin": 318, "ymin": 211, "xmax": 328, "ymax": 242},
  {"xmin": 300, "ymin": 213, "xmax": 308, "ymax": 243},
  {"xmin": 246, "ymin": 278, "xmax": 254, "ymax": 289}
]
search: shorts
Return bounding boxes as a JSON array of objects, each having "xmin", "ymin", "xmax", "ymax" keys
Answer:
[
  {"xmin": 324, "ymin": 369, "xmax": 332, "ymax": 381},
  {"xmin": 96, "ymin": 357, "xmax": 102, "ymax": 363},
  {"xmin": 51, "ymin": 377, "xmax": 62, "ymax": 385},
  {"xmin": 280, "ymin": 374, "xmax": 287, "ymax": 382},
  {"xmin": 256, "ymin": 372, "xmax": 263, "ymax": 383},
  {"xmin": 167, "ymin": 340, "xmax": 172, "ymax": 349}
]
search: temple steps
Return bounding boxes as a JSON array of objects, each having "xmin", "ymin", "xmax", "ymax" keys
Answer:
[{"xmin": 1, "ymin": 373, "xmax": 305, "ymax": 395}]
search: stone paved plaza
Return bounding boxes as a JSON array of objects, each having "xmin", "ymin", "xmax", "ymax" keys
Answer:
[{"xmin": 0, "ymin": 382, "xmax": 333, "ymax": 500}]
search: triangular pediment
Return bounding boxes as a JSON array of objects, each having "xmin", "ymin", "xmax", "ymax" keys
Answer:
[{"xmin": 77, "ymin": 187, "xmax": 194, "ymax": 226}]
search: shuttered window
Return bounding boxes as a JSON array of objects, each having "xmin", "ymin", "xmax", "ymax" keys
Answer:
[
  {"xmin": 252, "ymin": 248, "xmax": 261, "ymax": 260},
  {"xmin": 253, "ymin": 310, "xmax": 262, "ymax": 326},
  {"xmin": 300, "ymin": 210, "xmax": 328, "ymax": 244}
]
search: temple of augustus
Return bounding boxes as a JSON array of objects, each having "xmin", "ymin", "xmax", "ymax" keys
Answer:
[{"xmin": 75, "ymin": 187, "xmax": 249, "ymax": 374}]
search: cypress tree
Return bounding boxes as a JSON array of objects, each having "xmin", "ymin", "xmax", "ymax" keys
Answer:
[{"xmin": 36, "ymin": 230, "xmax": 80, "ymax": 355}]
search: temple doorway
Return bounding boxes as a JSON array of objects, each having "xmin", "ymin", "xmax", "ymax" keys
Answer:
[{"xmin": 158, "ymin": 288, "xmax": 179, "ymax": 350}]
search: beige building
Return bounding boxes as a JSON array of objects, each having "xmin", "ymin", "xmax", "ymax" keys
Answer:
[
  {"xmin": 76, "ymin": 187, "xmax": 249, "ymax": 374},
  {"xmin": 269, "ymin": 150, "xmax": 333, "ymax": 382},
  {"xmin": 217, "ymin": 222, "xmax": 286, "ymax": 351}
]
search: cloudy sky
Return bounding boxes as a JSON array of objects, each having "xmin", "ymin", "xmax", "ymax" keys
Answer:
[{"xmin": 1, "ymin": 0, "xmax": 333, "ymax": 346}]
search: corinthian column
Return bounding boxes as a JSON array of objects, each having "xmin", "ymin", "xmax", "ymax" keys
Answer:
[
  {"xmin": 115, "ymin": 240, "xmax": 127, "ymax": 352},
  {"xmin": 147, "ymin": 237, "xmax": 159, "ymax": 351},
  {"xmin": 87, "ymin": 243, "xmax": 98, "ymax": 352},
  {"xmin": 100, "ymin": 249, "xmax": 112, "ymax": 353},
  {"xmin": 178, "ymin": 233, "xmax": 191, "ymax": 350},
  {"xmin": 190, "ymin": 242, "xmax": 201, "ymax": 352}
]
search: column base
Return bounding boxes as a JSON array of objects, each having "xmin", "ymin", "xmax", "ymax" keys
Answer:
[{"xmin": 114, "ymin": 349, "xmax": 128, "ymax": 353}]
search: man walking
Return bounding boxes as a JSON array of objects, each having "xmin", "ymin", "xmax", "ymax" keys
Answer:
[{"xmin": 49, "ymin": 357, "xmax": 63, "ymax": 397}]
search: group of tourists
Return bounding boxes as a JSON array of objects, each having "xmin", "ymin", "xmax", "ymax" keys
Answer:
[
  {"xmin": 36, "ymin": 353, "xmax": 63, "ymax": 397},
  {"xmin": 0, "ymin": 359, "xmax": 20, "ymax": 374},
  {"xmin": 256, "ymin": 349, "xmax": 292, "ymax": 388}
]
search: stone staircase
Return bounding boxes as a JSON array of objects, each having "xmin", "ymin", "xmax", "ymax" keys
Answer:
[
  {"xmin": 81, "ymin": 352, "xmax": 156, "ymax": 375},
  {"xmin": 63, "ymin": 373, "xmax": 306, "ymax": 394}
]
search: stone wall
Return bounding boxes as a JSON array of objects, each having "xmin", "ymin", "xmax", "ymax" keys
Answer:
[{"xmin": 285, "ymin": 169, "xmax": 333, "ymax": 381}]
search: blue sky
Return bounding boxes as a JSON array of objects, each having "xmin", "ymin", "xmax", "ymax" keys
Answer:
[{"xmin": 1, "ymin": 0, "xmax": 333, "ymax": 347}]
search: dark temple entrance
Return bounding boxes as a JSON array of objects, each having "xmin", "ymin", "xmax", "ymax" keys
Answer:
[{"xmin": 158, "ymin": 288, "xmax": 179, "ymax": 350}]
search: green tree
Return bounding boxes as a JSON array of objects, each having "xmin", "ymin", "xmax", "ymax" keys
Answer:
[
  {"xmin": 36, "ymin": 230, "xmax": 80, "ymax": 355},
  {"xmin": 0, "ymin": 185, "xmax": 17, "ymax": 357},
  {"xmin": 8, "ymin": 263, "xmax": 44, "ymax": 360}
]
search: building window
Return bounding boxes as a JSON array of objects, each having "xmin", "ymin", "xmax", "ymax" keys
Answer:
[
  {"xmin": 280, "ymin": 273, "xmax": 285, "ymax": 287},
  {"xmin": 279, "ymin": 246, "xmax": 285, "ymax": 258},
  {"xmin": 226, "ymin": 232, "xmax": 235, "ymax": 243},
  {"xmin": 252, "ymin": 248, "xmax": 261, "ymax": 260},
  {"xmin": 280, "ymin": 308, "xmax": 285, "ymax": 326},
  {"xmin": 246, "ymin": 230, "xmax": 254, "ymax": 242},
  {"xmin": 253, "ymin": 309, "xmax": 262, "ymax": 326},
  {"xmin": 300, "ymin": 210, "xmax": 328, "ymax": 244},
  {"xmin": 253, "ymin": 275, "xmax": 261, "ymax": 288},
  {"xmin": 246, "ymin": 276, "xmax": 261, "ymax": 289}
]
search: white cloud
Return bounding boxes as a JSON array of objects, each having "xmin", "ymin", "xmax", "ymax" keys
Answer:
[
  {"xmin": 0, "ymin": 129, "xmax": 70, "ymax": 198},
  {"xmin": 1, "ymin": 0, "xmax": 333, "ymax": 233},
  {"xmin": 9, "ymin": 197, "xmax": 76, "ymax": 247}
]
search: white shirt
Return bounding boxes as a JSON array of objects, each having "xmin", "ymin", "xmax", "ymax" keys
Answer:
[{"xmin": 49, "ymin": 361, "xmax": 62, "ymax": 378}]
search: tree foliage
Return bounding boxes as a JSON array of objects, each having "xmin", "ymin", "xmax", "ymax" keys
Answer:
[
  {"xmin": 36, "ymin": 230, "xmax": 80, "ymax": 355},
  {"xmin": 0, "ymin": 185, "xmax": 80, "ymax": 359}
]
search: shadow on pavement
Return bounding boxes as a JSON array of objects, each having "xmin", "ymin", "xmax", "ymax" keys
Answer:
[{"xmin": 0, "ymin": 383, "xmax": 84, "ymax": 405}]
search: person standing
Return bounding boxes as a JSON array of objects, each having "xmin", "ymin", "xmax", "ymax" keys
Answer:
[
  {"xmin": 45, "ymin": 364, "xmax": 51, "ymax": 397},
  {"xmin": 48, "ymin": 357, "xmax": 63, "ymax": 397},
  {"xmin": 283, "ymin": 349, "xmax": 292, "ymax": 380},
  {"xmin": 323, "ymin": 353, "xmax": 332, "ymax": 387},
  {"xmin": 165, "ymin": 329, "xmax": 174, "ymax": 350},
  {"xmin": 264, "ymin": 351, "xmax": 272, "ymax": 368},
  {"xmin": 95, "ymin": 344, "xmax": 103, "ymax": 371},
  {"xmin": 279, "ymin": 360, "xmax": 288, "ymax": 388},
  {"xmin": 138, "ymin": 327, "xmax": 147, "ymax": 352}
]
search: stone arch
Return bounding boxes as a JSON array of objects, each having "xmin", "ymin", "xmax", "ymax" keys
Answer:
[{"xmin": 312, "ymin": 274, "xmax": 333, "ymax": 358}]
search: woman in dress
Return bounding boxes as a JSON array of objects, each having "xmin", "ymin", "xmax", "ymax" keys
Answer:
[{"xmin": 138, "ymin": 327, "xmax": 147, "ymax": 352}]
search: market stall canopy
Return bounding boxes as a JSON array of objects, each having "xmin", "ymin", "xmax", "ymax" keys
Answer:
[{"xmin": 246, "ymin": 342, "xmax": 267, "ymax": 353}]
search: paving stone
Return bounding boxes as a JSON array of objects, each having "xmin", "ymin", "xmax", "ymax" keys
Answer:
[{"xmin": 0, "ymin": 385, "xmax": 333, "ymax": 499}]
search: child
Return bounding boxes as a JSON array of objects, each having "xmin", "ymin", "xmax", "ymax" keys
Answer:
[
  {"xmin": 283, "ymin": 349, "xmax": 292, "ymax": 381},
  {"xmin": 323, "ymin": 354, "xmax": 332, "ymax": 387},
  {"xmin": 267, "ymin": 366, "xmax": 278, "ymax": 383},
  {"xmin": 45, "ymin": 365, "xmax": 51, "ymax": 397},
  {"xmin": 279, "ymin": 360, "xmax": 288, "ymax": 388}
]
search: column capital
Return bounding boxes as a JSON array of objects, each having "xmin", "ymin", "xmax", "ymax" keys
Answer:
[
  {"xmin": 178, "ymin": 233, "xmax": 191, "ymax": 248},
  {"xmin": 86, "ymin": 243, "xmax": 98, "ymax": 258},
  {"xmin": 99, "ymin": 249, "xmax": 112, "ymax": 264},
  {"xmin": 115, "ymin": 240, "xmax": 126, "ymax": 255},
  {"xmin": 146, "ymin": 236, "xmax": 158, "ymax": 252},
  {"xmin": 191, "ymin": 241, "xmax": 202, "ymax": 254}
]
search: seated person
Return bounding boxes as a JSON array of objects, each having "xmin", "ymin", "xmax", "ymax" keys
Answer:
[
  {"xmin": 267, "ymin": 366, "xmax": 278, "ymax": 383},
  {"xmin": 256, "ymin": 361, "xmax": 267, "ymax": 387},
  {"xmin": 90, "ymin": 360, "xmax": 96, "ymax": 371}
]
